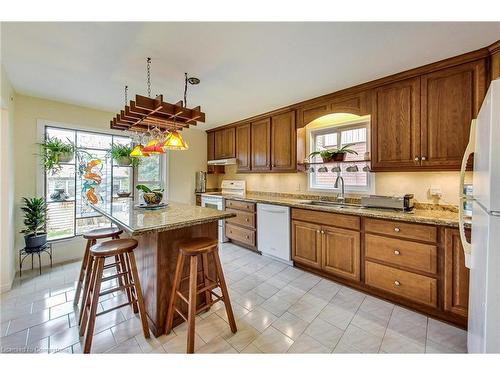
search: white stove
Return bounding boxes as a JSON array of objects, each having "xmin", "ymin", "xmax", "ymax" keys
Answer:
[{"xmin": 201, "ymin": 180, "xmax": 246, "ymax": 243}]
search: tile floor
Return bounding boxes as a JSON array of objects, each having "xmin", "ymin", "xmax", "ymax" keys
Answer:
[{"xmin": 0, "ymin": 242, "xmax": 467, "ymax": 354}]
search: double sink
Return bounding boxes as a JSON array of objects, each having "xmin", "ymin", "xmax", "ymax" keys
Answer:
[{"xmin": 298, "ymin": 200, "xmax": 364, "ymax": 210}]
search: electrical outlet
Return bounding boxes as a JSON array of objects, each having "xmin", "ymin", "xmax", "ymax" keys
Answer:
[{"xmin": 429, "ymin": 185, "xmax": 442, "ymax": 197}]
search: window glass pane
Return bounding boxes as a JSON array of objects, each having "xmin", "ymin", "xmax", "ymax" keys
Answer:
[
  {"xmin": 77, "ymin": 131, "xmax": 112, "ymax": 150},
  {"xmin": 76, "ymin": 216, "xmax": 111, "ymax": 235},
  {"xmin": 137, "ymin": 155, "xmax": 161, "ymax": 185},
  {"xmin": 46, "ymin": 127, "xmax": 75, "ymax": 145},
  {"xmin": 113, "ymin": 136, "xmax": 132, "ymax": 147},
  {"xmin": 113, "ymin": 166, "xmax": 133, "ymax": 197},
  {"xmin": 46, "ymin": 164, "xmax": 76, "ymax": 202},
  {"xmin": 46, "ymin": 201, "xmax": 74, "ymax": 240}
]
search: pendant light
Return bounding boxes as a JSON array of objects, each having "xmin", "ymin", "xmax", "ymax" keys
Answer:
[{"xmin": 163, "ymin": 129, "xmax": 189, "ymax": 150}]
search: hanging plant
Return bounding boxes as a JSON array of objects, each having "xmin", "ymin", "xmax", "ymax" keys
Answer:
[
  {"xmin": 109, "ymin": 143, "xmax": 140, "ymax": 167},
  {"xmin": 308, "ymin": 144, "xmax": 358, "ymax": 163},
  {"xmin": 39, "ymin": 137, "xmax": 75, "ymax": 174}
]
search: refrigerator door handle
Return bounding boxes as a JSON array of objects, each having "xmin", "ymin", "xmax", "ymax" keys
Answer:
[{"xmin": 459, "ymin": 119, "xmax": 476, "ymax": 267}]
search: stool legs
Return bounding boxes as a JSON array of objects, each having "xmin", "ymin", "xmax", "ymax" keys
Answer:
[
  {"xmin": 212, "ymin": 248, "xmax": 237, "ymax": 333},
  {"xmin": 127, "ymin": 252, "xmax": 150, "ymax": 339},
  {"xmin": 165, "ymin": 253, "xmax": 185, "ymax": 335},
  {"xmin": 83, "ymin": 257, "xmax": 105, "ymax": 353},
  {"xmin": 187, "ymin": 255, "xmax": 198, "ymax": 353},
  {"xmin": 74, "ymin": 239, "xmax": 95, "ymax": 305}
]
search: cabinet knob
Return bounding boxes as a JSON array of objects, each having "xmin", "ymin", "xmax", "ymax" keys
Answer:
[
  {"xmin": 421, "ymin": 156, "xmax": 427, "ymax": 161},
  {"xmin": 245, "ymin": 218, "xmax": 249, "ymax": 222},
  {"xmin": 321, "ymin": 230, "xmax": 325, "ymax": 234},
  {"xmin": 414, "ymin": 156, "xmax": 420, "ymax": 161},
  {"xmin": 394, "ymin": 227, "xmax": 400, "ymax": 232},
  {"xmin": 394, "ymin": 280, "xmax": 401, "ymax": 287},
  {"xmin": 394, "ymin": 250, "xmax": 401, "ymax": 255},
  {"xmin": 246, "ymin": 235, "xmax": 249, "ymax": 239},
  {"xmin": 316, "ymin": 230, "xmax": 320, "ymax": 233}
]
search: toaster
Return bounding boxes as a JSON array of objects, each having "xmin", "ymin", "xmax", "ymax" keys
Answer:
[{"xmin": 360, "ymin": 194, "xmax": 415, "ymax": 211}]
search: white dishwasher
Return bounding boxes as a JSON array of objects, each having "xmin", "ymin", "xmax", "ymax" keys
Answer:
[{"xmin": 257, "ymin": 203, "xmax": 291, "ymax": 264}]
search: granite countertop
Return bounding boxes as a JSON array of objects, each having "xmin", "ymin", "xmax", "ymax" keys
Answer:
[
  {"xmin": 92, "ymin": 201, "xmax": 234, "ymax": 235},
  {"xmin": 209, "ymin": 192, "xmax": 464, "ymax": 228}
]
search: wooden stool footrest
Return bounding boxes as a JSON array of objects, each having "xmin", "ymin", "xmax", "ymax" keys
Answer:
[
  {"xmin": 103, "ymin": 262, "xmax": 120, "ymax": 270},
  {"xmin": 96, "ymin": 301, "xmax": 133, "ymax": 316},
  {"xmin": 100, "ymin": 271, "xmax": 128, "ymax": 283},
  {"xmin": 174, "ymin": 307, "xmax": 188, "ymax": 322},
  {"xmin": 195, "ymin": 297, "xmax": 222, "ymax": 314},
  {"xmin": 99, "ymin": 283, "xmax": 134, "ymax": 297},
  {"xmin": 196, "ymin": 282, "xmax": 219, "ymax": 295}
]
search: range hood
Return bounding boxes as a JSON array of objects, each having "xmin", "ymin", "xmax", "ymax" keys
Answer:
[{"xmin": 207, "ymin": 158, "xmax": 237, "ymax": 165}]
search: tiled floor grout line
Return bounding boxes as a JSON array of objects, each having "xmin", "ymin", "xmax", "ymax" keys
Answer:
[
  {"xmin": 328, "ymin": 294, "xmax": 367, "ymax": 353},
  {"xmin": 376, "ymin": 303, "xmax": 395, "ymax": 353}
]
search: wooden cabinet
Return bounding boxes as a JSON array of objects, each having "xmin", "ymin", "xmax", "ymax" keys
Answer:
[
  {"xmin": 271, "ymin": 111, "xmax": 296, "ymax": 171},
  {"xmin": 291, "ymin": 209, "xmax": 361, "ymax": 279},
  {"xmin": 444, "ymin": 228, "xmax": 470, "ymax": 318},
  {"xmin": 322, "ymin": 226, "xmax": 360, "ymax": 281},
  {"xmin": 421, "ymin": 60, "xmax": 486, "ymax": 169},
  {"xmin": 292, "ymin": 220, "xmax": 322, "ymax": 269},
  {"xmin": 371, "ymin": 77, "xmax": 421, "ymax": 170},
  {"xmin": 236, "ymin": 124, "xmax": 251, "ymax": 172},
  {"xmin": 251, "ymin": 118, "xmax": 271, "ymax": 171},
  {"xmin": 225, "ymin": 199, "xmax": 257, "ymax": 251},
  {"xmin": 207, "ymin": 132, "xmax": 215, "ymax": 161},
  {"xmin": 214, "ymin": 127, "xmax": 235, "ymax": 159}
]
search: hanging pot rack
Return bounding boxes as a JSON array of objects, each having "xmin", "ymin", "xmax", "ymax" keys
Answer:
[{"xmin": 110, "ymin": 58, "xmax": 205, "ymax": 133}]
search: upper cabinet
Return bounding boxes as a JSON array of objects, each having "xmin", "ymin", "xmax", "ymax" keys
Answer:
[
  {"xmin": 371, "ymin": 77, "xmax": 421, "ymax": 170},
  {"xmin": 251, "ymin": 118, "xmax": 271, "ymax": 171},
  {"xmin": 207, "ymin": 131, "xmax": 215, "ymax": 161},
  {"xmin": 271, "ymin": 111, "xmax": 296, "ymax": 172},
  {"xmin": 420, "ymin": 60, "xmax": 486, "ymax": 169},
  {"xmin": 236, "ymin": 124, "xmax": 251, "ymax": 172},
  {"xmin": 214, "ymin": 127, "xmax": 235, "ymax": 160}
]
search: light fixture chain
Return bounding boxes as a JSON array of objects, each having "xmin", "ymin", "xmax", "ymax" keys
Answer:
[
  {"xmin": 147, "ymin": 57, "xmax": 152, "ymax": 98},
  {"xmin": 124, "ymin": 85, "xmax": 128, "ymax": 106},
  {"xmin": 184, "ymin": 73, "xmax": 188, "ymax": 108}
]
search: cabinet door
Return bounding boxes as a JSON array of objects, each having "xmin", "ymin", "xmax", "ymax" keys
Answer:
[
  {"xmin": 371, "ymin": 77, "xmax": 421, "ymax": 170},
  {"xmin": 223, "ymin": 127, "xmax": 236, "ymax": 158},
  {"xmin": 292, "ymin": 220, "xmax": 321, "ymax": 269},
  {"xmin": 271, "ymin": 111, "xmax": 296, "ymax": 171},
  {"xmin": 251, "ymin": 118, "xmax": 271, "ymax": 171},
  {"xmin": 444, "ymin": 228, "xmax": 470, "ymax": 318},
  {"xmin": 421, "ymin": 60, "xmax": 486, "ymax": 169},
  {"xmin": 236, "ymin": 124, "xmax": 251, "ymax": 172},
  {"xmin": 321, "ymin": 226, "xmax": 360, "ymax": 281},
  {"xmin": 207, "ymin": 131, "xmax": 215, "ymax": 160},
  {"xmin": 214, "ymin": 129, "xmax": 225, "ymax": 159}
]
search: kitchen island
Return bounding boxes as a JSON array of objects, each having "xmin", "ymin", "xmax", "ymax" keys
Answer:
[{"xmin": 92, "ymin": 200, "xmax": 234, "ymax": 336}]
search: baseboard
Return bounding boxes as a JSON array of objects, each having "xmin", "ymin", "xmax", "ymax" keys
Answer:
[{"xmin": 0, "ymin": 274, "xmax": 14, "ymax": 294}]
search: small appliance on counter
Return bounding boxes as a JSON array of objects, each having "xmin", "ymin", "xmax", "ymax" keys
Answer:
[
  {"xmin": 360, "ymin": 194, "xmax": 414, "ymax": 211},
  {"xmin": 195, "ymin": 171, "xmax": 207, "ymax": 193}
]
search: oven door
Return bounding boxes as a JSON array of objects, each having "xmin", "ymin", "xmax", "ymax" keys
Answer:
[{"xmin": 201, "ymin": 197, "xmax": 227, "ymax": 243}]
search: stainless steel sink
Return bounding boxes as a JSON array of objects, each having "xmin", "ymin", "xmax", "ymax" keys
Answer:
[{"xmin": 299, "ymin": 200, "xmax": 363, "ymax": 209}]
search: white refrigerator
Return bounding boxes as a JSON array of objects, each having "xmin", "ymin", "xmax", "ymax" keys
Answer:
[{"xmin": 460, "ymin": 78, "xmax": 500, "ymax": 353}]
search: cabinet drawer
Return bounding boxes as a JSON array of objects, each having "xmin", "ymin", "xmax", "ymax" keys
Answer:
[
  {"xmin": 365, "ymin": 261, "xmax": 437, "ymax": 307},
  {"xmin": 225, "ymin": 199, "xmax": 256, "ymax": 213},
  {"xmin": 226, "ymin": 208, "xmax": 255, "ymax": 229},
  {"xmin": 365, "ymin": 234, "xmax": 437, "ymax": 274},
  {"xmin": 364, "ymin": 218, "xmax": 437, "ymax": 243},
  {"xmin": 226, "ymin": 223, "xmax": 255, "ymax": 247},
  {"xmin": 291, "ymin": 208, "xmax": 360, "ymax": 230}
]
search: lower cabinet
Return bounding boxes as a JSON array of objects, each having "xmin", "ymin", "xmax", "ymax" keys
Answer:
[
  {"xmin": 290, "ymin": 208, "xmax": 470, "ymax": 327},
  {"xmin": 225, "ymin": 199, "xmax": 257, "ymax": 251},
  {"xmin": 322, "ymin": 226, "xmax": 360, "ymax": 281}
]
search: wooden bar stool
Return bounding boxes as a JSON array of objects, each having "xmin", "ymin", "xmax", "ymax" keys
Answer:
[
  {"xmin": 74, "ymin": 227, "xmax": 123, "ymax": 306},
  {"xmin": 165, "ymin": 237, "xmax": 237, "ymax": 353},
  {"xmin": 79, "ymin": 238, "xmax": 150, "ymax": 353}
]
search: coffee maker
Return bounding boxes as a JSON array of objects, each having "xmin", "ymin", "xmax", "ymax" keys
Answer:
[{"xmin": 195, "ymin": 171, "xmax": 207, "ymax": 193}]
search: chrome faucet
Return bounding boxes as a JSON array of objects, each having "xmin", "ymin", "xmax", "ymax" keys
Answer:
[{"xmin": 334, "ymin": 175, "xmax": 345, "ymax": 203}]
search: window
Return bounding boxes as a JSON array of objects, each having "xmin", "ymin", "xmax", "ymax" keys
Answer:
[
  {"xmin": 308, "ymin": 120, "xmax": 372, "ymax": 192},
  {"xmin": 43, "ymin": 125, "xmax": 165, "ymax": 241}
]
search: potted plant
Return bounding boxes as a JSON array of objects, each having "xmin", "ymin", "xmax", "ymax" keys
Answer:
[
  {"xmin": 136, "ymin": 184, "xmax": 164, "ymax": 205},
  {"xmin": 308, "ymin": 144, "xmax": 358, "ymax": 163},
  {"xmin": 39, "ymin": 137, "xmax": 75, "ymax": 174},
  {"xmin": 110, "ymin": 144, "xmax": 140, "ymax": 167},
  {"xmin": 20, "ymin": 197, "xmax": 48, "ymax": 249}
]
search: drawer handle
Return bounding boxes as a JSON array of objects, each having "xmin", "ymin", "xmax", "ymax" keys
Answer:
[
  {"xmin": 394, "ymin": 280, "xmax": 401, "ymax": 287},
  {"xmin": 394, "ymin": 227, "xmax": 400, "ymax": 232},
  {"xmin": 394, "ymin": 250, "xmax": 401, "ymax": 255},
  {"xmin": 321, "ymin": 230, "xmax": 325, "ymax": 234},
  {"xmin": 316, "ymin": 230, "xmax": 320, "ymax": 233}
]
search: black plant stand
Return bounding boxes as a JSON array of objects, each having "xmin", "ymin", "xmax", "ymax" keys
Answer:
[{"xmin": 19, "ymin": 243, "xmax": 53, "ymax": 276}]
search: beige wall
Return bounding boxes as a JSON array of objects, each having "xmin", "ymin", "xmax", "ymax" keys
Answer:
[
  {"xmin": 220, "ymin": 166, "xmax": 461, "ymax": 206},
  {"xmin": 11, "ymin": 94, "xmax": 208, "ymax": 272},
  {"xmin": 1, "ymin": 64, "xmax": 16, "ymax": 292}
]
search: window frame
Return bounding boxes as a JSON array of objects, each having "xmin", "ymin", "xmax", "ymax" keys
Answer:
[
  {"xmin": 307, "ymin": 118, "xmax": 374, "ymax": 193},
  {"xmin": 36, "ymin": 120, "xmax": 168, "ymax": 242}
]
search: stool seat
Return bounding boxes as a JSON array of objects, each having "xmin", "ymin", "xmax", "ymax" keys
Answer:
[
  {"xmin": 178, "ymin": 237, "xmax": 218, "ymax": 255},
  {"xmin": 90, "ymin": 238, "xmax": 137, "ymax": 257},
  {"xmin": 83, "ymin": 227, "xmax": 123, "ymax": 240}
]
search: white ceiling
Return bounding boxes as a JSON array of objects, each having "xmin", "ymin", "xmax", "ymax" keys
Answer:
[{"xmin": 1, "ymin": 22, "xmax": 499, "ymax": 129}]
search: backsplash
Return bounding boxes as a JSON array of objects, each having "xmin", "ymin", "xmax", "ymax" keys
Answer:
[{"xmin": 219, "ymin": 165, "xmax": 464, "ymax": 206}]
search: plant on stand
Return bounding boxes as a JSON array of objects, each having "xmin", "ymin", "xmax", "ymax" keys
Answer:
[
  {"xmin": 308, "ymin": 143, "xmax": 358, "ymax": 163},
  {"xmin": 136, "ymin": 184, "xmax": 164, "ymax": 205},
  {"xmin": 20, "ymin": 197, "xmax": 47, "ymax": 249},
  {"xmin": 39, "ymin": 137, "xmax": 75, "ymax": 174},
  {"xmin": 110, "ymin": 144, "xmax": 140, "ymax": 167}
]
